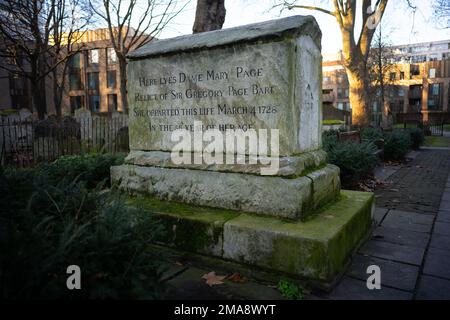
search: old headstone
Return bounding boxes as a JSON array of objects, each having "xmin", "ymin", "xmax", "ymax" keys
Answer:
[{"xmin": 112, "ymin": 16, "xmax": 374, "ymax": 288}]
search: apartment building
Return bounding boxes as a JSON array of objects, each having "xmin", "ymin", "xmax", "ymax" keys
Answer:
[
  {"xmin": 323, "ymin": 40, "xmax": 450, "ymax": 123},
  {"xmin": 0, "ymin": 28, "xmax": 132, "ymax": 116}
]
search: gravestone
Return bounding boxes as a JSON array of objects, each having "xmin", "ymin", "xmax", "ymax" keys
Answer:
[{"xmin": 112, "ymin": 16, "xmax": 374, "ymax": 289}]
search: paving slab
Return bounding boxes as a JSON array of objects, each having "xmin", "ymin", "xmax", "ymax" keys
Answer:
[
  {"xmin": 164, "ymin": 267, "xmax": 286, "ymax": 300},
  {"xmin": 433, "ymin": 221, "xmax": 450, "ymax": 236},
  {"xmin": 423, "ymin": 247, "xmax": 450, "ymax": 280},
  {"xmin": 374, "ymin": 208, "xmax": 388, "ymax": 225},
  {"xmin": 348, "ymin": 255, "xmax": 419, "ymax": 292},
  {"xmin": 359, "ymin": 240, "xmax": 425, "ymax": 266},
  {"xmin": 381, "ymin": 210, "xmax": 434, "ymax": 233},
  {"xmin": 329, "ymin": 277, "xmax": 412, "ymax": 300},
  {"xmin": 437, "ymin": 210, "xmax": 450, "ymax": 223},
  {"xmin": 371, "ymin": 226, "xmax": 430, "ymax": 248},
  {"xmin": 416, "ymin": 275, "xmax": 450, "ymax": 300},
  {"xmin": 429, "ymin": 233, "xmax": 450, "ymax": 250},
  {"xmin": 440, "ymin": 200, "xmax": 450, "ymax": 211}
]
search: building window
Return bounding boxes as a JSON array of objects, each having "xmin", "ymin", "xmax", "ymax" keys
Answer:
[
  {"xmin": 69, "ymin": 53, "xmax": 81, "ymax": 68},
  {"xmin": 108, "ymin": 94, "xmax": 118, "ymax": 112},
  {"xmin": 107, "ymin": 70, "xmax": 116, "ymax": 88},
  {"xmin": 430, "ymin": 83, "xmax": 441, "ymax": 96},
  {"xmin": 398, "ymin": 88, "xmax": 405, "ymax": 97},
  {"xmin": 428, "ymin": 83, "xmax": 442, "ymax": 110},
  {"xmin": 337, "ymin": 102, "xmax": 344, "ymax": 110},
  {"xmin": 400, "ymin": 72, "xmax": 405, "ymax": 80},
  {"xmin": 89, "ymin": 94, "xmax": 101, "ymax": 112},
  {"xmin": 107, "ymin": 48, "xmax": 117, "ymax": 64},
  {"xmin": 69, "ymin": 70, "xmax": 82, "ymax": 90},
  {"xmin": 410, "ymin": 65, "xmax": 420, "ymax": 78},
  {"xmin": 390, "ymin": 72, "xmax": 396, "ymax": 81},
  {"xmin": 70, "ymin": 96, "xmax": 84, "ymax": 114},
  {"xmin": 429, "ymin": 68, "xmax": 436, "ymax": 79},
  {"xmin": 87, "ymin": 72, "xmax": 99, "ymax": 90},
  {"xmin": 88, "ymin": 49, "xmax": 99, "ymax": 66}
]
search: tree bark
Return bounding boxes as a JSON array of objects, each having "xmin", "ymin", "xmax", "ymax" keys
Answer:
[
  {"xmin": 193, "ymin": 0, "xmax": 226, "ymax": 33},
  {"xmin": 118, "ymin": 53, "xmax": 128, "ymax": 113},
  {"xmin": 347, "ymin": 68, "xmax": 371, "ymax": 127}
]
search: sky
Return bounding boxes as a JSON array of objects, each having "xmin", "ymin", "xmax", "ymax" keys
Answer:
[{"xmin": 156, "ymin": 0, "xmax": 450, "ymax": 54}]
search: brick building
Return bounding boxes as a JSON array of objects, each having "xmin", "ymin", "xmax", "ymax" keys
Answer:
[
  {"xmin": 0, "ymin": 28, "xmax": 135, "ymax": 116},
  {"xmin": 323, "ymin": 40, "xmax": 450, "ymax": 124}
]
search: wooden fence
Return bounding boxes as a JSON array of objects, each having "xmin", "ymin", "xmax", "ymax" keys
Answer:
[{"xmin": 0, "ymin": 114, "xmax": 129, "ymax": 168}]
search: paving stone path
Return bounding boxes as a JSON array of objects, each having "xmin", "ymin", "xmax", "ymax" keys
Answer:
[
  {"xmin": 160, "ymin": 149, "xmax": 450, "ymax": 300},
  {"xmin": 323, "ymin": 148, "xmax": 450, "ymax": 300}
]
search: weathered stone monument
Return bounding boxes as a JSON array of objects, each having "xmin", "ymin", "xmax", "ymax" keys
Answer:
[{"xmin": 112, "ymin": 15, "xmax": 374, "ymax": 289}]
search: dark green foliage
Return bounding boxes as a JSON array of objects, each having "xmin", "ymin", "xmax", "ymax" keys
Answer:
[
  {"xmin": 322, "ymin": 130, "xmax": 339, "ymax": 151},
  {"xmin": 361, "ymin": 127, "xmax": 384, "ymax": 143},
  {"xmin": 322, "ymin": 130, "xmax": 378, "ymax": 184},
  {"xmin": 408, "ymin": 128, "xmax": 425, "ymax": 149},
  {"xmin": 0, "ymin": 154, "xmax": 165, "ymax": 299},
  {"xmin": 37, "ymin": 153, "xmax": 125, "ymax": 188},
  {"xmin": 384, "ymin": 130, "xmax": 412, "ymax": 161},
  {"xmin": 277, "ymin": 280, "xmax": 304, "ymax": 300},
  {"xmin": 326, "ymin": 141, "xmax": 379, "ymax": 183}
]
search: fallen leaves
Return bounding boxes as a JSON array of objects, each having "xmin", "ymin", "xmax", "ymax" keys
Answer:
[
  {"xmin": 201, "ymin": 271, "xmax": 248, "ymax": 286},
  {"xmin": 202, "ymin": 271, "xmax": 226, "ymax": 287},
  {"xmin": 227, "ymin": 272, "xmax": 248, "ymax": 283}
]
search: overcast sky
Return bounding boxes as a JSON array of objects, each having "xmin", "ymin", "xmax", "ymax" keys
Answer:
[{"xmin": 156, "ymin": 0, "xmax": 449, "ymax": 54}]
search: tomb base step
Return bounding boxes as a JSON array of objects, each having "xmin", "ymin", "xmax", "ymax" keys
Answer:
[
  {"xmin": 111, "ymin": 163, "xmax": 341, "ymax": 221},
  {"xmin": 126, "ymin": 190, "xmax": 374, "ymax": 290}
]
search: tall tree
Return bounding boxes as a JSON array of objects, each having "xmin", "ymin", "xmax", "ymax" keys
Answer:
[
  {"xmin": 193, "ymin": 0, "xmax": 226, "ymax": 33},
  {"xmin": 50, "ymin": 0, "xmax": 92, "ymax": 117},
  {"xmin": 367, "ymin": 24, "xmax": 397, "ymax": 128},
  {"xmin": 89, "ymin": 0, "xmax": 187, "ymax": 113},
  {"xmin": 279, "ymin": 0, "xmax": 414, "ymax": 127},
  {"xmin": 0, "ymin": 0, "xmax": 91, "ymax": 119},
  {"xmin": 433, "ymin": 0, "xmax": 450, "ymax": 28}
]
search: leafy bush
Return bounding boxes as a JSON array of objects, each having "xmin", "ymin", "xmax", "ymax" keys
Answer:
[
  {"xmin": 37, "ymin": 153, "xmax": 125, "ymax": 188},
  {"xmin": 384, "ymin": 130, "xmax": 412, "ymax": 161},
  {"xmin": 322, "ymin": 130, "xmax": 339, "ymax": 152},
  {"xmin": 0, "ymin": 154, "xmax": 165, "ymax": 299},
  {"xmin": 408, "ymin": 128, "xmax": 424, "ymax": 149},
  {"xmin": 326, "ymin": 141, "xmax": 379, "ymax": 183},
  {"xmin": 361, "ymin": 127, "xmax": 384, "ymax": 143}
]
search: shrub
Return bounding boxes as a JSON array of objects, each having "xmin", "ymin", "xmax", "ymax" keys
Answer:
[
  {"xmin": 0, "ymin": 154, "xmax": 165, "ymax": 299},
  {"xmin": 322, "ymin": 130, "xmax": 339, "ymax": 152},
  {"xmin": 408, "ymin": 127, "xmax": 424, "ymax": 149},
  {"xmin": 326, "ymin": 141, "xmax": 378, "ymax": 183},
  {"xmin": 383, "ymin": 130, "xmax": 412, "ymax": 161},
  {"xmin": 37, "ymin": 153, "xmax": 125, "ymax": 188},
  {"xmin": 361, "ymin": 127, "xmax": 384, "ymax": 143}
]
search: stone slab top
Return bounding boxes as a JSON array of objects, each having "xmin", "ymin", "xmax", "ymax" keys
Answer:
[{"xmin": 128, "ymin": 15, "xmax": 321, "ymax": 59}]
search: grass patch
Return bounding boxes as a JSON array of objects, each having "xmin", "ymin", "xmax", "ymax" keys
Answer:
[
  {"xmin": 424, "ymin": 136, "xmax": 450, "ymax": 148},
  {"xmin": 323, "ymin": 120, "xmax": 345, "ymax": 126}
]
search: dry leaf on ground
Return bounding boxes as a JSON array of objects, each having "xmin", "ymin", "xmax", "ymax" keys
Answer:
[
  {"xmin": 201, "ymin": 271, "xmax": 226, "ymax": 287},
  {"xmin": 227, "ymin": 272, "xmax": 248, "ymax": 283}
]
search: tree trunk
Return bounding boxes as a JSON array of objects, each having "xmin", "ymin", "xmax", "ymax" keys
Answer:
[
  {"xmin": 193, "ymin": 0, "xmax": 226, "ymax": 33},
  {"xmin": 118, "ymin": 54, "xmax": 128, "ymax": 113},
  {"xmin": 347, "ymin": 68, "xmax": 371, "ymax": 127}
]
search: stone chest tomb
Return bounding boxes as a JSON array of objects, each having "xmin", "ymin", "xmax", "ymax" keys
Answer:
[{"xmin": 111, "ymin": 15, "xmax": 374, "ymax": 289}]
